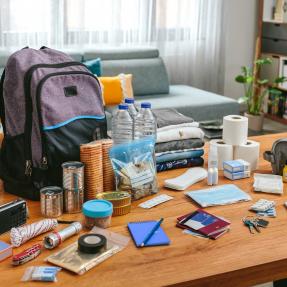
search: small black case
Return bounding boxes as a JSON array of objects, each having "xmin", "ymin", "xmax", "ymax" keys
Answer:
[{"xmin": 0, "ymin": 198, "xmax": 27, "ymax": 234}]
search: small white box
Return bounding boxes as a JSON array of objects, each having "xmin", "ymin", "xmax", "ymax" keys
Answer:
[
  {"xmin": 223, "ymin": 159, "xmax": 250, "ymax": 173},
  {"xmin": 224, "ymin": 169, "xmax": 251, "ymax": 180}
]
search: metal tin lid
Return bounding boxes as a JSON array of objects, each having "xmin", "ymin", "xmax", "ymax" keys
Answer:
[
  {"xmin": 82, "ymin": 200, "xmax": 113, "ymax": 218},
  {"xmin": 62, "ymin": 161, "xmax": 84, "ymax": 169},
  {"xmin": 96, "ymin": 192, "xmax": 131, "ymax": 208},
  {"xmin": 40, "ymin": 186, "xmax": 63, "ymax": 196}
]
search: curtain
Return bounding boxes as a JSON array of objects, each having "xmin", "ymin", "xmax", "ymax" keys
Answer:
[{"xmin": 0, "ymin": 0, "xmax": 225, "ymax": 93}]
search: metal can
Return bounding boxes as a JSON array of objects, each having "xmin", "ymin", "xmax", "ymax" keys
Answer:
[
  {"xmin": 40, "ymin": 186, "xmax": 63, "ymax": 218},
  {"xmin": 64, "ymin": 188, "xmax": 84, "ymax": 214},
  {"xmin": 62, "ymin": 161, "xmax": 84, "ymax": 214},
  {"xmin": 62, "ymin": 161, "xmax": 84, "ymax": 190}
]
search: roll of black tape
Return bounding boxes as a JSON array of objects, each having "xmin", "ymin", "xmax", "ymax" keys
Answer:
[{"xmin": 78, "ymin": 234, "xmax": 107, "ymax": 254}]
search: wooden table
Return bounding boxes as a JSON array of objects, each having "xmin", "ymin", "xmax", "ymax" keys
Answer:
[{"xmin": 0, "ymin": 132, "xmax": 287, "ymax": 287}]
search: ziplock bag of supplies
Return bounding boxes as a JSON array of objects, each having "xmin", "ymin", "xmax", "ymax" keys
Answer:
[
  {"xmin": 45, "ymin": 227, "xmax": 129, "ymax": 275},
  {"xmin": 21, "ymin": 266, "xmax": 61, "ymax": 282},
  {"xmin": 109, "ymin": 138, "xmax": 158, "ymax": 200}
]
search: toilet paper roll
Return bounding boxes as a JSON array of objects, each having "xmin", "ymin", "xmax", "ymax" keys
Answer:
[
  {"xmin": 234, "ymin": 140, "xmax": 260, "ymax": 171},
  {"xmin": 222, "ymin": 115, "xmax": 248, "ymax": 146},
  {"xmin": 209, "ymin": 139, "xmax": 233, "ymax": 170}
]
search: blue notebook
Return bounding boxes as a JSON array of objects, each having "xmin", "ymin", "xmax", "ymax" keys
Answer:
[{"xmin": 128, "ymin": 221, "xmax": 170, "ymax": 247}]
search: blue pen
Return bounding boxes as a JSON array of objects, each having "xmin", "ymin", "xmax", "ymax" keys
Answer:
[{"xmin": 141, "ymin": 218, "xmax": 164, "ymax": 247}]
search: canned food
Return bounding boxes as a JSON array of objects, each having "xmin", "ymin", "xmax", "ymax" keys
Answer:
[
  {"xmin": 64, "ymin": 188, "xmax": 84, "ymax": 214},
  {"xmin": 62, "ymin": 161, "xmax": 84, "ymax": 213},
  {"xmin": 62, "ymin": 161, "xmax": 84, "ymax": 190},
  {"xmin": 40, "ymin": 186, "xmax": 63, "ymax": 218}
]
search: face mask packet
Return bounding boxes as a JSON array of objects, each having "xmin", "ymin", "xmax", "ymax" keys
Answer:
[
  {"xmin": 109, "ymin": 138, "xmax": 158, "ymax": 201},
  {"xmin": 21, "ymin": 266, "xmax": 61, "ymax": 282}
]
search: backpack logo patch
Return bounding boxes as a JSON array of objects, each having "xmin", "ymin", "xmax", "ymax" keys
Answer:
[{"xmin": 64, "ymin": 86, "xmax": 78, "ymax": 97}]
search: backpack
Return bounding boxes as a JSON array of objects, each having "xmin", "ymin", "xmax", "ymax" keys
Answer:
[
  {"xmin": 264, "ymin": 138, "xmax": 287, "ymax": 175},
  {"xmin": 0, "ymin": 47, "xmax": 107, "ymax": 200}
]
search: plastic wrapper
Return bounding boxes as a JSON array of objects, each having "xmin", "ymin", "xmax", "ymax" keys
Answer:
[
  {"xmin": 253, "ymin": 173, "xmax": 283, "ymax": 194},
  {"xmin": 21, "ymin": 266, "xmax": 61, "ymax": 282},
  {"xmin": 45, "ymin": 227, "xmax": 130, "ymax": 275},
  {"xmin": 109, "ymin": 138, "xmax": 158, "ymax": 200}
]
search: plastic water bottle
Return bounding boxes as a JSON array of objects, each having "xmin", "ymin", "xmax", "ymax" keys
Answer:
[
  {"xmin": 112, "ymin": 104, "xmax": 133, "ymax": 145},
  {"xmin": 134, "ymin": 102, "xmax": 157, "ymax": 140},
  {"xmin": 124, "ymin": 98, "xmax": 138, "ymax": 119},
  {"xmin": 207, "ymin": 144, "xmax": 218, "ymax": 185}
]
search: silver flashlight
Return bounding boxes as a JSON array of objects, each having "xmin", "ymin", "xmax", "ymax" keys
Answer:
[{"xmin": 44, "ymin": 221, "xmax": 82, "ymax": 249}]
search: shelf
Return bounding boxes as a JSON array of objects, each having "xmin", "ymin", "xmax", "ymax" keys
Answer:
[
  {"xmin": 263, "ymin": 20, "xmax": 287, "ymax": 24},
  {"xmin": 265, "ymin": 113, "xmax": 287, "ymax": 124}
]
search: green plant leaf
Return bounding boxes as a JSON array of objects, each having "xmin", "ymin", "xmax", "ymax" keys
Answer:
[
  {"xmin": 245, "ymin": 76, "xmax": 253, "ymax": 83},
  {"xmin": 241, "ymin": 66, "xmax": 251, "ymax": 76},
  {"xmin": 238, "ymin": 96, "xmax": 248, "ymax": 104},
  {"xmin": 269, "ymin": 88, "xmax": 282, "ymax": 95},
  {"xmin": 257, "ymin": 79, "xmax": 268, "ymax": 85},
  {"xmin": 235, "ymin": 75, "xmax": 247, "ymax": 83},
  {"xmin": 274, "ymin": 76, "xmax": 287, "ymax": 83},
  {"xmin": 255, "ymin": 58, "xmax": 272, "ymax": 65}
]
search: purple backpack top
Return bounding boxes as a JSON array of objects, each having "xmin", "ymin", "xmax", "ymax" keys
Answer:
[{"xmin": 0, "ymin": 47, "xmax": 107, "ymax": 200}]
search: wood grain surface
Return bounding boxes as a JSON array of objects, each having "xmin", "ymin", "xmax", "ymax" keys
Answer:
[{"xmin": 0, "ymin": 132, "xmax": 287, "ymax": 287}]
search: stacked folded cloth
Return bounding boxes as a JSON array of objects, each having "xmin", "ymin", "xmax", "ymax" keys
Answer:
[{"xmin": 153, "ymin": 109, "xmax": 205, "ymax": 172}]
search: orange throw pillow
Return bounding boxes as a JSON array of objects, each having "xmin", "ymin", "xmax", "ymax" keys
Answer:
[{"xmin": 99, "ymin": 74, "xmax": 133, "ymax": 106}]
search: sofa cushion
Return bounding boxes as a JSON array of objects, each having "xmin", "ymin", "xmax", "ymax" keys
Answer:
[
  {"xmin": 133, "ymin": 85, "xmax": 240, "ymax": 122},
  {"xmin": 101, "ymin": 58, "xmax": 169, "ymax": 96},
  {"xmin": 83, "ymin": 48, "xmax": 159, "ymax": 61},
  {"xmin": 99, "ymin": 74, "xmax": 133, "ymax": 105},
  {"xmin": 82, "ymin": 57, "xmax": 102, "ymax": 76}
]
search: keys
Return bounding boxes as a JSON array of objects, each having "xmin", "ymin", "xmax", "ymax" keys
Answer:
[
  {"xmin": 242, "ymin": 217, "xmax": 268, "ymax": 234},
  {"xmin": 251, "ymin": 219, "xmax": 261, "ymax": 233},
  {"xmin": 243, "ymin": 218, "xmax": 256, "ymax": 234},
  {"xmin": 244, "ymin": 219, "xmax": 255, "ymax": 234},
  {"xmin": 256, "ymin": 218, "xmax": 269, "ymax": 228}
]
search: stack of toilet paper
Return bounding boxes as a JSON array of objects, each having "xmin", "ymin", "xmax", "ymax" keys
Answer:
[{"xmin": 209, "ymin": 115, "xmax": 260, "ymax": 171}]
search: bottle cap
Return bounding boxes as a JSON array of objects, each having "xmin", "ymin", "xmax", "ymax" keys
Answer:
[
  {"xmin": 141, "ymin": 102, "xmax": 151, "ymax": 109},
  {"xmin": 124, "ymin": 98, "xmax": 135, "ymax": 104},
  {"xmin": 82, "ymin": 200, "xmax": 113, "ymax": 218},
  {"xmin": 118, "ymin": 104, "xmax": 128, "ymax": 110}
]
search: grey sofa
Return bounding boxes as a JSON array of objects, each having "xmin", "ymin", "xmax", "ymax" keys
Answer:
[
  {"xmin": 83, "ymin": 48, "xmax": 239, "ymax": 121},
  {"xmin": 0, "ymin": 47, "xmax": 239, "ymax": 122}
]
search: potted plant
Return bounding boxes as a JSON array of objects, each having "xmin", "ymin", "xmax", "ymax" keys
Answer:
[{"xmin": 235, "ymin": 58, "xmax": 286, "ymax": 131}]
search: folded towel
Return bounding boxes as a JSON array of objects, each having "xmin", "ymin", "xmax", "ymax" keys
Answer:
[
  {"xmin": 158, "ymin": 122, "xmax": 199, "ymax": 132},
  {"xmin": 157, "ymin": 157, "xmax": 204, "ymax": 172},
  {"xmin": 155, "ymin": 138, "xmax": 204, "ymax": 153},
  {"xmin": 156, "ymin": 149, "xmax": 204, "ymax": 163},
  {"xmin": 157, "ymin": 127, "xmax": 204, "ymax": 143},
  {"xmin": 156, "ymin": 148, "xmax": 203, "ymax": 157},
  {"xmin": 153, "ymin": 108, "xmax": 194, "ymax": 128}
]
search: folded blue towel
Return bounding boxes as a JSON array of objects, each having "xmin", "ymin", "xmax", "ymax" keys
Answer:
[
  {"xmin": 156, "ymin": 149, "xmax": 204, "ymax": 163},
  {"xmin": 157, "ymin": 157, "xmax": 204, "ymax": 172}
]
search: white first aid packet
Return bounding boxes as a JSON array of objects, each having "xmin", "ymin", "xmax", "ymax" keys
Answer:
[
  {"xmin": 139, "ymin": 194, "xmax": 173, "ymax": 209},
  {"xmin": 164, "ymin": 167, "xmax": 207, "ymax": 191}
]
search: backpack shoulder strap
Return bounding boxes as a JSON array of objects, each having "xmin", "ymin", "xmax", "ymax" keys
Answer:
[{"xmin": 0, "ymin": 70, "xmax": 6, "ymax": 135}]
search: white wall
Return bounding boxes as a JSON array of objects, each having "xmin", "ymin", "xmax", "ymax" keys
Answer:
[{"xmin": 223, "ymin": 0, "xmax": 258, "ymax": 100}]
